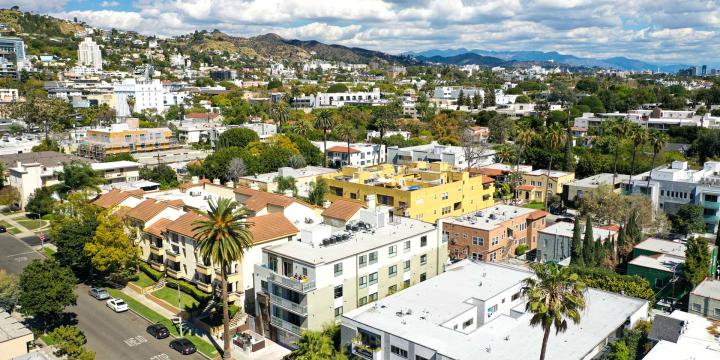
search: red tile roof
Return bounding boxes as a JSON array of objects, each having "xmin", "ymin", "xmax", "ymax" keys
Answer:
[
  {"xmin": 234, "ymin": 186, "xmax": 295, "ymax": 212},
  {"xmin": 322, "ymin": 199, "xmax": 364, "ymax": 221},
  {"xmin": 145, "ymin": 218, "xmax": 173, "ymax": 238},
  {"xmin": 94, "ymin": 189, "xmax": 136, "ymax": 209},
  {"xmin": 179, "ymin": 178, "xmax": 211, "ymax": 191},
  {"xmin": 527, "ymin": 210, "xmax": 548, "ymax": 220},
  {"xmin": 481, "ymin": 176, "xmax": 495, "ymax": 184},
  {"xmin": 517, "ymin": 184, "xmax": 535, "ymax": 191},
  {"xmin": 326, "ymin": 146, "xmax": 360, "ymax": 154},
  {"xmin": 126, "ymin": 199, "xmax": 170, "ymax": 223},
  {"xmin": 165, "ymin": 211, "xmax": 298, "ymax": 244}
]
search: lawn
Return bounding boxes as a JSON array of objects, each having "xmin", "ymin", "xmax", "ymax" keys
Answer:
[
  {"xmin": 0, "ymin": 220, "xmax": 21, "ymax": 235},
  {"xmin": 41, "ymin": 247, "xmax": 56, "ymax": 258},
  {"xmin": 107, "ymin": 288, "xmax": 219, "ymax": 358},
  {"xmin": 522, "ymin": 202, "xmax": 545, "ymax": 210},
  {"xmin": 131, "ymin": 271, "xmax": 155, "ymax": 288},
  {"xmin": 152, "ymin": 287, "xmax": 199, "ymax": 310},
  {"xmin": 15, "ymin": 219, "xmax": 47, "ymax": 230},
  {"xmin": 40, "ymin": 334, "xmax": 56, "ymax": 345}
]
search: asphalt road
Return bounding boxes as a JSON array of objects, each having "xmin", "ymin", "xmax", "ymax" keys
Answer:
[
  {"xmin": 69, "ymin": 284, "xmax": 206, "ymax": 360},
  {"xmin": 0, "ymin": 233, "xmax": 44, "ymax": 275}
]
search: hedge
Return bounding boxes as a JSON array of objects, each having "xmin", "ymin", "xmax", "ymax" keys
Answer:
[
  {"xmin": 139, "ymin": 262, "xmax": 163, "ymax": 282},
  {"xmin": 166, "ymin": 279, "xmax": 212, "ymax": 303},
  {"xmin": 570, "ymin": 266, "xmax": 656, "ymax": 303}
]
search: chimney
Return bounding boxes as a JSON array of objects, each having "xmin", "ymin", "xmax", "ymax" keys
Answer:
[
  {"xmin": 213, "ymin": 178, "xmax": 221, "ymax": 185},
  {"xmin": 366, "ymin": 194, "xmax": 377, "ymax": 209},
  {"xmin": 226, "ymin": 181, "xmax": 234, "ymax": 188},
  {"xmin": 191, "ymin": 176, "xmax": 199, "ymax": 185},
  {"xmin": 323, "ymin": 200, "xmax": 331, "ymax": 208}
]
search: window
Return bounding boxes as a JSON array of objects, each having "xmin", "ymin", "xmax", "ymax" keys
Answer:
[
  {"xmin": 416, "ymin": 356, "xmax": 430, "ymax": 360},
  {"xmin": 487, "ymin": 304, "xmax": 498, "ymax": 316},
  {"xmin": 359, "ymin": 276, "xmax": 367, "ymax": 288},
  {"xmin": 471, "ymin": 252, "xmax": 483, "ymax": 261},
  {"xmin": 388, "ymin": 285, "xmax": 397, "ymax": 294},
  {"xmin": 369, "ymin": 272, "xmax": 378, "ymax": 285},
  {"xmin": 420, "ymin": 273, "xmax": 427, "ymax": 282},
  {"xmin": 359, "ymin": 255, "xmax": 367, "ymax": 268},
  {"xmin": 472, "ymin": 236, "xmax": 483, "ymax": 245},
  {"xmin": 334, "ymin": 285, "xmax": 343, "ymax": 299},
  {"xmin": 404, "ymin": 240, "xmax": 411, "ymax": 252},
  {"xmin": 334, "ymin": 263, "xmax": 343, "ymax": 276},
  {"xmin": 441, "ymin": 192, "xmax": 449, "ymax": 200},
  {"xmin": 369, "ymin": 292, "xmax": 378, "ymax": 302},
  {"xmin": 358, "ymin": 297, "xmax": 367, "ymax": 306},
  {"xmin": 391, "ymin": 345, "xmax": 408, "ymax": 358},
  {"xmin": 655, "ymin": 278, "xmax": 665, "ymax": 288},
  {"xmin": 389, "ymin": 265, "xmax": 397, "ymax": 277},
  {"xmin": 442, "ymin": 206, "xmax": 451, "ymax": 215},
  {"xmin": 369, "ymin": 251, "xmax": 378, "ymax": 264},
  {"xmin": 462, "ymin": 318, "xmax": 474, "ymax": 329},
  {"xmin": 420, "ymin": 236, "xmax": 427, "ymax": 247},
  {"xmin": 388, "ymin": 245, "xmax": 397, "ymax": 257},
  {"xmin": 403, "ymin": 279, "xmax": 410, "ymax": 288},
  {"xmin": 714, "ymin": 308, "xmax": 720, "ymax": 317},
  {"xmin": 334, "ymin": 306, "xmax": 343, "ymax": 318},
  {"xmin": 404, "ymin": 260, "xmax": 410, "ymax": 272},
  {"xmin": 420, "ymin": 254, "xmax": 427, "ymax": 265},
  {"xmin": 511, "ymin": 292, "xmax": 521, "ymax": 301}
]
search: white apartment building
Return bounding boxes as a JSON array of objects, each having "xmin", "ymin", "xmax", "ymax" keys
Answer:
[
  {"xmin": 366, "ymin": 130, "xmax": 410, "ymax": 141},
  {"xmin": 341, "ymin": 260, "xmax": 649, "ymax": 360},
  {"xmin": 77, "ymin": 37, "xmax": 102, "ymax": 70},
  {"xmin": 628, "ymin": 160, "xmax": 720, "ymax": 233},
  {"xmin": 312, "ymin": 141, "xmax": 386, "ymax": 168},
  {"xmin": 0, "ymin": 88, "xmax": 18, "ymax": 102},
  {"xmin": 113, "ymin": 78, "xmax": 165, "ymax": 117},
  {"xmin": 537, "ymin": 221, "xmax": 618, "ymax": 264},
  {"xmin": 573, "ymin": 108, "xmax": 720, "ymax": 131},
  {"xmin": 294, "ymin": 88, "xmax": 386, "ymax": 109},
  {"xmin": 237, "ymin": 166, "xmax": 338, "ymax": 198},
  {"xmin": 253, "ymin": 198, "xmax": 447, "ymax": 348},
  {"xmin": 387, "ymin": 141, "xmax": 495, "ymax": 169}
]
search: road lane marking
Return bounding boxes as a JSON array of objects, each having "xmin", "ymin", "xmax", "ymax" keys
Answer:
[
  {"xmin": 6, "ymin": 251, "xmax": 36, "ymax": 257},
  {"xmin": 124, "ymin": 335, "xmax": 148, "ymax": 347},
  {"xmin": 150, "ymin": 354, "xmax": 170, "ymax": 360}
]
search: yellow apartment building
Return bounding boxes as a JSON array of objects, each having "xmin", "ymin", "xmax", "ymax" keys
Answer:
[
  {"xmin": 77, "ymin": 118, "xmax": 179, "ymax": 160},
  {"xmin": 321, "ymin": 162, "xmax": 495, "ymax": 223},
  {"xmin": 518, "ymin": 169, "xmax": 575, "ymax": 203}
]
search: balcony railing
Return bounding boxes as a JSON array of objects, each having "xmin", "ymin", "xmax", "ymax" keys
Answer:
[
  {"xmin": 196, "ymin": 263, "xmax": 213, "ymax": 275},
  {"xmin": 271, "ymin": 316, "xmax": 302, "ymax": 335},
  {"xmin": 257, "ymin": 264, "xmax": 316, "ymax": 293},
  {"xmin": 269, "ymin": 294, "xmax": 307, "ymax": 316},
  {"xmin": 351, "ymin": 341, "xmax": 382, "ymax": 360},
  {"xmin": 166, "ymin": 250, "xmax": 182, "ymax": 261},
  {"xmin": 704, "ymin": 200, "xmax": 720, "ymax": 210}
]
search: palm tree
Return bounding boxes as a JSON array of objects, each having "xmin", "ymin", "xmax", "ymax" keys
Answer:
[
  {"xmin": 292, "ymin": 117, "xmax": 314, "ymax": 137},
  {"xmin": 334, "ymin": 122, "xmax": 357, "ymax": 168},
  {"xmin": 192, "ymin": 198, "xmax": 254, "ymax": 360},
  {"xmin": 610, "ymin": 118, "xmax": 632, "ymax": 184},
  {"xmin": 543, "ymin": 124, "xmax": 566, "ymax": 211},
  {"xmin": 627, "ymin": 125, "xmax": 648, "ymax": 191},
  {"xmin": 495, "ymin": 144, "xmax": 514, "ymax": 164},
  {"xmin": 646, "ymin": 130, "xmax": 669, "ymax": 192},
  {"xmin": 270, "ymin": 102, "xmax": 289, "ymax": 133},
  {"xmin": 513, "ymin": 128, "xmax": 535, "ymax": 203},
  {"xmin": 523, "ymin": 263, "xmax": 586, "ymax": 360},
  {"xmin": 314, "ymin": 110, "xmax": 334, "ymax": 167},
  {"xmin": 373, "ymin": 107, "xmax": 395, "ymax": 164},
  {"xmin": 126, "ymin": 95, "xmax": 136, "ymax": 116}
]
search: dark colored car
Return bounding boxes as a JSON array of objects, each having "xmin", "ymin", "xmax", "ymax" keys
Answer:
[
  {"xmin": 0, "ymin": 225, "xmax": 6, "ymax": 233},
  {"xmin": 170, "ymin": 338, "xmax": 197, "ymax": 355},
  {"xmin": 549, "ymin": 203, "xmax": 566, "ymax": 215},
  {"xmin": 556, "ymin": 217, "xmax": 575, "ymax": 223},
  {"xmin": 147, "ymin": 323, "xmax": 170, "ymax": 339},
  {"xmin": 26, "ymin": 213, "xmax": 40, "ymax": 220}
]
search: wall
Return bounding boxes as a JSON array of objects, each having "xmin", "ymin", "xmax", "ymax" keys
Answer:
[{"xmin": 689, "ymin": 293, "xmax": 720, "ymax": 320}]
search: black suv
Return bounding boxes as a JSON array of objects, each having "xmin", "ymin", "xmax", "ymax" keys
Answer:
[
  {"xmin": 170, "ymin": 338, "xmax": 197, "ymax": 355},
  {"xmin": 146, "ymin": 324, "xmax": 170, "ymax": 339}
]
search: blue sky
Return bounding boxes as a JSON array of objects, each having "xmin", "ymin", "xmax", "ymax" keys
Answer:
[{"xmin": 6, "ymin": 0, "xmax": 720, "ymax": 65}]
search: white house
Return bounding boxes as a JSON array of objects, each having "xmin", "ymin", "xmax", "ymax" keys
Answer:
[{"xmin": 312, "ymin": 141, "xmax": 385, "ymax": 168}]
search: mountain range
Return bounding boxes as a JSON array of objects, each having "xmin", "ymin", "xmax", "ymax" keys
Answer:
[{"xmin": 403, "ymin": 48, "xmax": 691, "ymax": 73}]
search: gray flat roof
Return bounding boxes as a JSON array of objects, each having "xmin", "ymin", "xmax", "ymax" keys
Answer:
[
  {"xmin": 238, "ymin": 166, "xmax": 337, "ymax": 183},
  {"xmin": 628, "ymin": 254, "xmax": 684, "ymax": 272},
  {"xmin": 0, "ymin": 311, "xmax": 32, "ymax": 343},
  {"xmin": 568, "ymin": 173, "xmax": 631, "ymax": 187},
  {"xmin": 634, "ymin": 238, "xmax": 686, "ymax": 258},
  {"xmin": 691, "ymin": 278, "xmax": 720, "ymax": 300},
  {"xmin": 539, "ymin": 222, "xmax": 616, "ymax": 241},
  {"xmin": 344, "ymin": 260, "xmax": 647, "ymax": 360},
  {"xmin": 444, "ymin": 205, "xmax": 537, "ymax": 231},
  {"xmin": 0, "ymin": 151, "xmax": 90, "ymax": 169}
]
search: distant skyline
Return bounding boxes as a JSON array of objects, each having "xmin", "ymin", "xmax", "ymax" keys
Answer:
[{"xmin": 6, "ymin": 0, "xmax": 720, "ymax": 66}]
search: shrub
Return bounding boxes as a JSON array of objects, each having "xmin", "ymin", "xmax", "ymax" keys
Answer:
[
  {"xmin": 139, "ymin": 262, "xmax": 163, "ymax": 282},
  {"xmin": 166, "ymin": 279, "xmax": 211, "ymax": 303},
  {"xmin": 569, "ymin": 266, "xmax": 655, "ymax": 303},
  {"xmin": 515, "ymin": 244, "xmax": 529, "ymax": 256}
]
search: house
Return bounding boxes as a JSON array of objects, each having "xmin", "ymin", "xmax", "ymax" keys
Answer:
[
  {"xmin": 387, "ymin": 141, "xmax": 496, "ymax": 169},
  {"xmin": 536, "ymin": 222, "xmax": 618, "ymax": 264},
  {"xmin": 470, "ymin": 163, "xmax": 533, "ymax": 184},
  {"xmin": 77, "ymin": 119, "xmax": 179, "ymax": 160},
  {"xmin": 644, "ymin": 310, "xmax": 720, "ymax": 359},
  {"xmin": 0, "ymin": 311, "xmax": 34, "ymax": 359},
  {"xmin": 237, "ymin": 166, "xmax": 339, "ymax": 198},
  {"xmin": 689, "ymin": 278, "xmax": 720, "ymax": 320},
  {"xmin": 519, "ymin": 169, "xmax": 576, "ymax": 204},
  {"xmin": 441, "ymin": 205, "xmax": 547, "ymax": 262},
  {"xmin": 312, "ymin": 141, "xmax": 385, "ymax": 168},
  {"xmin": 253, "ymin": 201, "xmax": 447, "ymax": 348},
  {"xmin": 341, "ymin": 260, "xmax": 648, "ymax": 360},
  {"xmin": 563, "ymin": 173, "xmax": 632, "ymax": 206},
  {"xmin": 322, "ymin": 162, "xmax": 495, "ymax": 224}
]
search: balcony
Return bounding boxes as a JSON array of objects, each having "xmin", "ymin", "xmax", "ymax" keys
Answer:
[
  {"xmin": 149, "ymin": 259, "xmax": 165, "ymax": 272},
  {"xmin": 704, "ymin": 214, "xmax": 720, "ymax": 224},
  {"xmin": 269, "ymin": 294, "xmax": 307, "ymax": 316},
  {"xmin": 196, "ymin": 281, "xmax": 213, "ymax": 293},
  {"xmin": 196, "ymin": 263, "xmax": 213, "ymax": 276},
  {"xmin": 351, "ymin": 340, "xmax": 382, "ymax": 360},
  {"xmin": 166, "ymin": 250, "xmax": 182, "ymax": 262},
  {"xmin": 256, "ymin": 264, "xmax": 316, "ymax": 293},
  {"xmin": 270, "ymin": 316, "xmax": 302, "ymax": 335},
  {"xmin": 215, "ymin": 268, "xmax": 241, "ymax": 282},
  {"xmin": 704, "ymin": 200, "xmax": 720, "ymax": 210},
  {"xmin": 166, "ymin": 267, "xmax": 182, "ymax": 279},
  {"xmin": 150, "ymin": 244, "xmax": 164, "ymax": 255}
]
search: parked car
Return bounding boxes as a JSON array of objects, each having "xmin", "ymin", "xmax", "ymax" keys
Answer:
[
  {"xmin": 26, "ymin": 213, "xmax": 40, "ymax": 220},
  {"xmin": 146, "ymin": 324, "xmax": 170, "ymax": 339},
  {"xmin": 556, "ymin": 217, "xmax": 575, "ymax": 224},
  {"xmin": 88, "ymin": 287, "xmax": 110, "ymax": 300},
  {"xmin": 170, "ymin": 338, "xmax": 197, "ymax": 355},
  {"xmin": 106, "ymin": 298, "xmax": 129, "ymax": 312},
  {"xmin": 549, "ymin": 203, "xmax": 566, "ymax": 215},
  {"xmin": 0, "ymin": 225, "xmax": 6, "ymax": 233}
]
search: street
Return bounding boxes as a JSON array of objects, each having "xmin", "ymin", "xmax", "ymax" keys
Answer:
[
  {"xmin": 0, "ymin": 233, "xmax": 44, "ymax": 275},
  {"xmin": 70, "ymin": 284, "xmax": 205, "ymax": 360}
]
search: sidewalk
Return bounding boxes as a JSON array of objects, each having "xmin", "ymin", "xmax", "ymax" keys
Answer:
[
  {"xmin": 121, "ymin": 286, "xmax": 177, "ymax": 319},
  {"xmin": 0, "ymin": 212, "xmax": 36, "ymax": 238}
]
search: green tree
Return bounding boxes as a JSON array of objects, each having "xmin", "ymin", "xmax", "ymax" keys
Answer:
[
  {"xmin": 543, "ymin": 123, "xmax": 566, "ymax": 211},
  {"xmin": 670, "ymin": 204, "xmax": 706, "ymax": 235},
  {"xmin": 18, "ymin": 259, "xmax": 77, "ymax": 329},
  {"xmin": 288, "ymin": 154, "xmax": 307, "ymax": 169},
  {"xmin": 628, "ymin": 126, "xmax": 648, "ymax": 188},
  {"xmin": 25, "ymin": 187, "xmax": 55, "ymax": 216},
  {"xmin": 372, "ymin": 107, "xmax": 396, "ymax": 164},
  {"xmin": 50, "ymin": 194, "xmax": 100, "ymax": 278},
  {"xmin": 275, "ymin": 176, "xmax": 298, "ymax": 196},
  {"xmin": 683, "ymin": 237, "xmax": 711, "ymax": 288},
  {"xmin": 583, "ymin": 215, "xmax": 595, "ymax": 266},
  {"xmin": 0, "ymin": 269, "xmax": 19, "ymax": 312},
  {"xmin": 192, "ymin": 198, "xmax": 254, "ymax": 360},
  {"xmin": 522, "ymin": 263, "xmax": 586, "ymax": 360},
  {"xmin": 49, "ymin": 325, "xmax": 95, "ymax": 360},
  {"xmin": 516, "ymin": 95, "xmax": 531, "ymax": 104},
  {"xmin": 326, "ymin": 83, "xmax": 348, "ymax": 93},
  {"xmin": 308, "ymin": 178, "xmax": 328, "ymax": 206},
  {"xmin": 270, "ymin": 102, "xmax": 289, "ymax": 133},
  {"xmin": 217, "ymin": 128, "xmax": 260, "ymax": 149},
  {"xmin": 610, "ymin": 118, "xmax": 632, "ymax": 184},
  {"xmin": 334, "ymin": 122, "xmax": 357, "ymax": 168},
  {"xmin": 483, "ymin": 89, "xmax": 496, "ymax": 107},
  {"xmin": 608, "ymin": 340, "xmax": 630, "ymax": 360},
  {"xmin": 55, "ymin": 161, "xmax": 105, "ymax": 197},
  {"xmin": 570, "ymin": 217, "xmax": 584, "ymax": 267},
  {"xmin": 84, "ymin": 211, "xmax": 138, "ymax": 281},
  {"xmin": 292, "ymin": 324, "xmax": 347, "ymax": 360},
  {"xmin": 646, "ymin": 130, "xmax": 668, "ymax": 190},
  {"xmin": 594, "ymin": 235, "xmax": 604, "ymax": 267},
  {"xmin": 139, "ymin": 164, "xmax": 179, "ymax": 189},
  {"xmin": 102, "ymin": 153, "xmax": 136, "ymax": 162},
  {"xmin": 314, "ymin": 110, "xmax": 335, "ymax": 166}
]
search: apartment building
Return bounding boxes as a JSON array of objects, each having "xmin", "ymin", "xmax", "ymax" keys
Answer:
[
  {"xmin": 689, "ymin": 279, "xmax": 720, "ymax": 320},
  {"xmin": 253, "ymin": 200, "xmax": 447, "ymax": 348},
  {"xmin": 573, "ymin": 108, "xmax": 718, "ymax": 131},
  {"xmin": 322, "ymin": 162, "xmax": 495, "ymax": 224},
  {"xmin": 312, "ymin": 141, "xmax": 385, "ymax": 168},
  {"xmin": 0, "ymin": 37, "xmax": 27, "ymax": 78},
  {"xmin": 563, "ymin": 173, "xmax": 631, "ymax": 206},
  {"xmin": 442, "ymin": 205, "xmax": 547, "ymax": 263},
  {"xmin": 341, "ymin": 260, "xmax": 648, "ymax": 360},
  {"xmin": 113, "ymin": 78, "xmax": 165, "ymax": 117},
  {"xmin": 77, "ymin": 119, "xmax": 179, "ymax": 160},
  {"xmin": 628, "ymin": 161, "xmax": 720, "ymax": 233},
  {"xmin": 77, "ymin": 37, "xmax": 102, "ymax": 70},
  {"xmin": 387, "ymin": 141, "xmax": 495, "ymax": 169},
  {"xmin": 237, "ymin": 166, "xmax": 339, "ymax": 198},
  {"xmin": 518, "ymin": 169, "xmax": 575, "ymax": 204},
  {"xmin": 537, "ymin": 222, "xmax": 618, "ymax": 264}
]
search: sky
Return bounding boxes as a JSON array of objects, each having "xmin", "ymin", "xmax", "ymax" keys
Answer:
[{"xmin": 7, "ymin": 0, "xmax": 720, "ymax": 65}]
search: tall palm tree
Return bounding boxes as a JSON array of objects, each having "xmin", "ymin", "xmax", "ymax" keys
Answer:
[
  {"xmin": 126, "ymin": 95, "xmax": 136, "ymax": 116},
  {"xmin": 513, "ymin": 128, "xmax": 535, "ymax": 203},
  {"xmin": 646, "ymin": 130, "xmax": 669, "ymax": 192},
  {"xmin": 334, "ymin": 122, "xmax": 357, "ymax": 168},
  {"xmin": 543, "ymin": 124, "xmax": 566, "ymax": 211},
  {"xmin": 523, "ymin": 263, "xmax": 586, "ymax": 360},
  {"xmin": 192, "ymin": 198, "xmax": 254, "ymax": 360},
  {"xmin": 314, "ymin": 110, "xmax": 334, "ymax": 167},
  {"xmin": 373, "ymin": 107, "xmax": 395, "ymax": 164},
  {"xmin": 495, "ymin": 144, "xmax": 514, "ymax": 164},
  {"xmin": 627, "ymin": 125, "xmax": 648, "ymax": 191},
  {"xmin": 610, "ymin": 118, "xmax": 632, "ymax": 184},
  {"xmin": 270, "ymin": 102, "xmax": 289, "ymax": 133},
  {"xmin": 292, "ymin": 117, "xmax": 314, "ymax": 137}
]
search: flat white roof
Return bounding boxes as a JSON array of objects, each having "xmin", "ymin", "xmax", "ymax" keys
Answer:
[
  {"xmin": 643, "ymin": 310, "xmax": 720, "ymax": 360},
  {"xmin": 569, "ymin": 173, "xmax": 631, "ymax": 187},
  {"xmin": 628, "ymin": 254, "xmax": 684, "ymax": 272},
  {"xmin": 691, "ymin": 278, "xmax": 720, "ymax": 300},
  {"xmin": 264, "ymin": 216, "xmax": 436, "ymax": 265},
  {"xmin": 444, "ymin": 205, "xmax": 537, "ymax": 231},
  {"xmin": 539, "ymin": 222, "xmax": 616, "ymax": 241},
  {"xmin": 91, "ymin": 160, "xmax": 141, "ymax": 170},
  {"xmin": 238, "ymin": 166, "xmax": 337, "ymax": 183},
  {"xmin": 344, "ymin": 261, "xmax": 647, "ymax": 360},
  {"xmin": 526, "ymin": 169, "xmax": 573, "ymax": 178},
  {"xmin": 634, "ymin": 238, "xmax": 687, "ymax": 258}
]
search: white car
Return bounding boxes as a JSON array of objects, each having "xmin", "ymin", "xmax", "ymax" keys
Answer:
[{"xmin": 106, "ymin": 298, "xmax": 129, "ymax": 312}]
